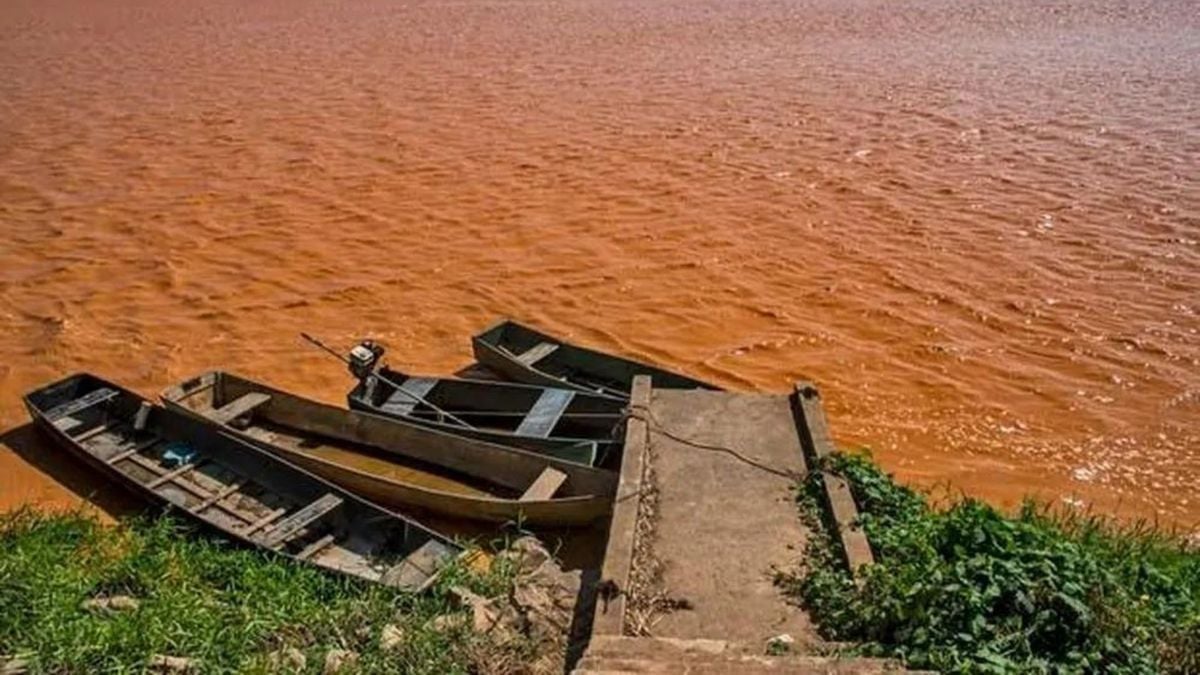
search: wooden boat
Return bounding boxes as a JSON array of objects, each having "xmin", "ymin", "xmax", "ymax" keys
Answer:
[
  {"xmin": 472, "ymin": 319, "xmax": 718, "ymax": 398},
  {"xmin": 342, "ymin": 342, "xmax": 626, "ymax": 466},
  {"xmin": 161, "ymin": 371, "xmax": 618, "ymax": 526},
  {"xmin": 26, "ymin": 373, "xmax": 460, "ymax": 591}
]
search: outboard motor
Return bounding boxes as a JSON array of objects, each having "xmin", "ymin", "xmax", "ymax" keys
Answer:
[{"xmin": 347, "ymin": 340, "xmax": 385, "ymax": 381}]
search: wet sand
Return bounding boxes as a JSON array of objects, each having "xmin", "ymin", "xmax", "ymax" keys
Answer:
[{"xmin": 1, "ymin": 0, "xmax": 1197, "ymax": 526}]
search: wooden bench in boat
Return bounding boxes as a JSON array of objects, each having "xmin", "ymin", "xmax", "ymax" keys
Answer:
[
  {"xmin": 211, "ymin": 393, "xmax": 272, "ymax": 425},
  {"xmin": 45, "ymin": 387, "xmax": 119, "ymax": 423},
  {"xmin": 47, "ymin": 388, "xmax": 121, "ymax": 433},
  {"xmin": 191, "ymin": 480, "xmax": 245, "ymax": 514},
  {"xmin": 296, "ymin": 534, "xmax": 337, "ymax": 561},
  {"xmin": 242, "ymin": 508, "xmax": 287, "ymax": 536},
  {"xmin": 260, "ymin": 493, "xmax": 344, "ymax": 549},
  {"xmin": 515, "ymin": 388, "xmax": 574, "ymax": 437},
  {"xmin": 379, "ymin": 378, "xmax": 438, "ymax": 416},
  {"xmin": 71, "ymin": 401, "xmax": 152, "ymax": 443},
  {"xmin": 104, "ymin": 436, "xmax": 165, "ymax": 465},
  {"xmin": 147, "ymin": 460, "xmax": 205, "ymax": 489},
  {"xmin": 74, "ymin": 422, "xmax": 119, "ymax": 443},
  {"xmin": 515, "ymin": 341, "xmax": 559, "ymax": 366},
  {"xmin": 520, "ymin": 466, "xmax": 567, "ymax": 501}
]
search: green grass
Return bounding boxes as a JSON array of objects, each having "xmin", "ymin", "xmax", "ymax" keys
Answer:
[
  {"xmin": 0, "ymin": 509, "xmax": 528, "ymax": 673},
  {"xmin": 785, "ymin": 452, "xmax": 1200, "ymax": 674}
]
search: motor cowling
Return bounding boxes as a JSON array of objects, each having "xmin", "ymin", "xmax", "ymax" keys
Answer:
[{"xmin": 348, "ymin": 340, "xmax": 385, "ymax": 380}]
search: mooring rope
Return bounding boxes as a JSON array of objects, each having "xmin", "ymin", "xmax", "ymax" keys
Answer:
[{"xmin": 625, "ymin": 403, "xmax": 802, "ymax": 482}]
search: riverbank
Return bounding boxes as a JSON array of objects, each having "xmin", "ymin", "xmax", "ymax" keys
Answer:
[
  {"xmin": 4, "ymin": 450, "xmax": 1197, "ymax": 672},
  {"xmin": 0, "ymin": 510, "xmax": 579, "ymax": 674},
  {"xmin": 784, "ymin": 452, "xmax": 1200, "ymax": 673}
]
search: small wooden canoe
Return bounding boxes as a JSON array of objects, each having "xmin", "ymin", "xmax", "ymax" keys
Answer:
[
  {"xmin": 472, "ymin": 319, "xmax": 719, "ymax": 398},
  {"xmin": 344, "ymin": 350, "xmax": 626, "ymax": 466},
  {"xmin": 162, "ymin": 372, "xmax": 618, "ymax": 526},
  {"xmin": 25, "ymin": 373, "xmax": 461, "ymax": 591}
]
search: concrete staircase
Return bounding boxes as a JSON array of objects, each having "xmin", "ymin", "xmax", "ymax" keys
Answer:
[
  {"xmin": 579, "ymin": 383, "xmax": 930, "ymax": 675},
  {"xmin": 573, "ymin": 636, "xmax": 920, "ymax": 674}
]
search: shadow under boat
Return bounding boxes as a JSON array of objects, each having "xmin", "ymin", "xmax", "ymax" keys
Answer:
[
  {"xmin": 24, "ymin": 373, "xmax": 462, "ymax": 591},
  {"xmin": 1, "ymin": 420, "xmax": 143, "ymax": 518}
]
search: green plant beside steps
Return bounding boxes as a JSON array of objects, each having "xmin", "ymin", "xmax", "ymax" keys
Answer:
[{"xmin": 783, "ymin": 452, "xmax": 1200, "ymax": 674}]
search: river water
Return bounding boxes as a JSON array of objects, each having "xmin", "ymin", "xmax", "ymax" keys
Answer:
[{"xmin": 1, "ymin": 0, "xmax": 1197, "ymax": 526}]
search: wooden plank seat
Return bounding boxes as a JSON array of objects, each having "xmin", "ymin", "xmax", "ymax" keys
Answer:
[
  {"xmin": 211, "ymin": 393, "xmax": 272, "ymax": 425},
  {"xmin": 520, "ymin": 466, "xmax": 568, "ymax": 501},
  {"xmin": 241, "ymin": 507, "xmax": 287, "ymax": 536},
  {"xmin": 190, "ymin": 480, "xmax": 245, "ymax": 514},
  {"xmin": 45, "ymin": 388, "xmax": 120, "ymax": 424},
  {"xmin": 380, "ymin": 378, "xmax": 438, "ymax": 417},
  {"xmin": 73, "ymin": 423, "xmax": 115, "ymax": 443},
  {"xmin": 147, "ymin": 460, "xmax": 206, "ymax": 489},
  {"xmin": 515, "ymin": 388, "xmax": 574, "ymax": 437},
  {"xmin": 295, "ymin": 534, "xmax": 337, "ymax": 561},
  {"xmin": 105, "ymin": 436, "xmax": 165, "ymax": 465},
  {"xmin": 515, "ymin": 341, "xmax": 559, "ymax": 366},
  {"xmin": 125, "ymin": 452, "xmax": 174, "ymax": 477},
  {"xmin": 260, "ymin": 493, "xmax": 344, "ymax": 549}
]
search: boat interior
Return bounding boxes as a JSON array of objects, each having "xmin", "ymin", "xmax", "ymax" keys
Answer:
[
  {"xmin": 27, "ymin": 375, "xmax": 457, "ymax": 589},
  {"xmin": 361, "ymin": 368, "xmax": 625, "ymax": 440},
  {"xmin": 167, "ymin": 373, "xmax": 517, "ymax": 499},
  {"xmin": 478, "ymin": 320, "xmax": 716, "ymax": 395}
]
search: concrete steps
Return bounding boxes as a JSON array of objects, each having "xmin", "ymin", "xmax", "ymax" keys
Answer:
[
  {"xmin": 578, "ymin": 384, "xmax": 930, "ymax": 675},
  {"xmin": 573, "ymin": 637, "xmax": 920, "ymax": 674}
]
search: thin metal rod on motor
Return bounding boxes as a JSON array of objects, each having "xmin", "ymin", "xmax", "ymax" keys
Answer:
[{"xmin": 300, "ymin": 333, "xmax": 474, "ymax": 429}]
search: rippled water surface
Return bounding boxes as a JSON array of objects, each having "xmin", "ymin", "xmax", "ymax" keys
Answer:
[{"xmin": 2, "ymin": 0, "xmax": 1197, "ymax": 524}]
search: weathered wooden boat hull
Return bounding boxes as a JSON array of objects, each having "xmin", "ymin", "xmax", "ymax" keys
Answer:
[
  {"xmin": 162, "ymin": 372, "xmax": 617, "ymax": 526},
  {"xmin": 347, "ymin": 368, "xmax": 626, "ymax": 466},
  {"xmin": 472, "ymin": 319, "xmax": 718, "ymax": 398},
  {"xmin": 26, "ymin": 373, "xmax": 460, "ymax": 590}
]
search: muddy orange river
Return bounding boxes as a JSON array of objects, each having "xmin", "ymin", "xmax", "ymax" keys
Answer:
[{"xmin": 1, "ymin": 0, "xmax": 1197, "ymax": 528}]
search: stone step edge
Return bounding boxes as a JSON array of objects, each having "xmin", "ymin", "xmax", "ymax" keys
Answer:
[
  {"xmin": 585, "ymin": 635, "xmax": 874, "ymax": 660},
  {"xmin": 574, "ymin": 654, "xmax": 909, "ymax": 674}
]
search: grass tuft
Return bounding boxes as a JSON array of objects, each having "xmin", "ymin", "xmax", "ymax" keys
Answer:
[
  {"xmin": 783, "ymin": 451, "xmax": 1200, "ymax": 674},
  {"xmin": 0, "ymin": 508, "xmax": 524, "ymax": 673}
]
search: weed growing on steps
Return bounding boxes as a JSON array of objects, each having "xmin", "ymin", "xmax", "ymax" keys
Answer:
[
  {"xmin": 0, "ymin": 508, "xmax": 527, "ymax": 673},
  {"xmin": 783, "ymin": 452, "xmax": 1200, "ymax": 674}
]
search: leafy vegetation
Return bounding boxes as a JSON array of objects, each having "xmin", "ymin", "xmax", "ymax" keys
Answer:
[
  {"xmin": 786, "ymin": 452, "xmax": 1200, "ymax": 674},
  {"xmin": 0, "ymin": 509, "xmax": 528, "ymax": 673}
]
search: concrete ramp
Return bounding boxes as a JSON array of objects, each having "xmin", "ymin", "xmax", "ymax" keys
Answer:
[
  {"xmin": 580, "ymin": 378, "xmax": 923, "ymax": 673},
  {"xmin": 642, "ymin": 387, "xmax": 813, "ymax": 642},
  {"xmin": 592, "ymin": 377, "xmax": 816, "ymax": 647}
]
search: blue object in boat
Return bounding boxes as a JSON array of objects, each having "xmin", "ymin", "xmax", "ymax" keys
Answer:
[{"xmin": 160, "ymin": 442, "xmax": 197, "ymax": 468}]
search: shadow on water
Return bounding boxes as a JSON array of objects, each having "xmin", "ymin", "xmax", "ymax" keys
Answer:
[{"xmin": 1, "ymin": 422, "xmax": 144, "ymax": 518}]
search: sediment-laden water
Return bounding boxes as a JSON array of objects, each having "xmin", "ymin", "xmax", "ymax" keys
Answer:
[{"xmin": 1, "ymin": 0, "xmax": 1196, "ymax": 525}]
